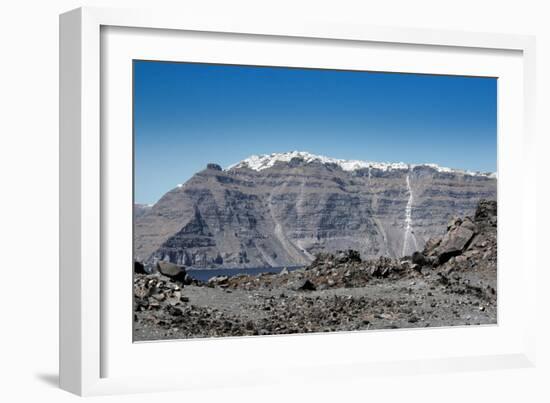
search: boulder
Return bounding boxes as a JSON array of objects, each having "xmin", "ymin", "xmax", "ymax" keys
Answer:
[
  {"xmin": 293, "ymin": 279, "xmax": 317, "ymax": 291},
  {"xmin": 335, "ymin": 250, "xmax": 361, "ymax": 264},
  {"xmin": 208, "ymin": 275, "xmax": 229, "ymax": 285},
  {"xmin": 134, "ymin": 260, "xmax": 147, "ymax": 274},
  {"xmin": 411, "ymin": 251, "xmax": 427, "ymax": 266},
  {"xmin": 182, "ymin": 274, "xmax": 194, "ymax": 285},
  {"xmin": 434, "ymin": 224, "xmax": 475, "ymax": 264},
  {"xmin": 411, "ymin": 251, "xmax": 439, "ymax": 267},
  {"xmin": 279, "ymin": 267, "xmax": 289, "ymax": 276},
  {"xmin": 156, "ymin": 261, "xmax": 187, "ymax": 282}
]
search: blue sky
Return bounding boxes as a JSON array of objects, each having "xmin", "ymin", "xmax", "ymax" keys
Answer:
[{"xmin": 134, "ymin": 61, "xmax": 497, "ymax": 204}]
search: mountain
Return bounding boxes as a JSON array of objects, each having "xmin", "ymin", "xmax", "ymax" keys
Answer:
[{"xmin": 134, "ymin": 151, "xmax": 496, "ymax": 268}]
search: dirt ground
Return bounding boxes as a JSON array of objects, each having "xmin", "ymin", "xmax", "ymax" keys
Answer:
[{"xmin": 134, "ymin": 264, "xmax": 496, "ymax": 341}]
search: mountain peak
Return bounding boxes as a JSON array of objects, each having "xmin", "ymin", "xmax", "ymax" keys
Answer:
[{"xmin": 226, "ymin": 151, "xmax": 495, "ymax": 178}]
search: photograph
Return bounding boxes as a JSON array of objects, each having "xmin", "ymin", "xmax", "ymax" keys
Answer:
[{"xmin": 132, "ymin": 61, "xmax": 497, "ymax": 341}]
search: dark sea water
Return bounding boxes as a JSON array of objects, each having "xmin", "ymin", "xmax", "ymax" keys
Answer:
[{"xmin": 186, "ymin": 266, "xmax": 303, "ymax": 282}]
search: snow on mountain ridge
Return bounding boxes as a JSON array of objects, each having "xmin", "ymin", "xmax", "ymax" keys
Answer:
[{"xmin": 226, "ymin": 151, "xmax": 496, "ymax": 178}]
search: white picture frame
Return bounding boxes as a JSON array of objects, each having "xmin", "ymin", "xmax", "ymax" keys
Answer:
[{"xmin": 59, "ymin": 6, "xmax": 537, "ymax": 396}]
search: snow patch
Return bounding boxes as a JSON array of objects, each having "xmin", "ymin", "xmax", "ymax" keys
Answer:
[
  {"xmin": 226, "ymin": 151, "xmax": 495, "ymax": 178},
  {"xmin": 401, "ymin": 173, "xmax": 418, "ymax": 257}
]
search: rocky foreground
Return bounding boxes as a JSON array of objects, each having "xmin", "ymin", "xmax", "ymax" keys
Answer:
[{"xmin": 134, "ymin": 200, "xmax": 497, "ymax": 341}]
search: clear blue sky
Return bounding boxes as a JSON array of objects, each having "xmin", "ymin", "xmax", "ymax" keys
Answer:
[{"xmin": 134, "ymin": 60, "xmax": 497, "ymax": 204}]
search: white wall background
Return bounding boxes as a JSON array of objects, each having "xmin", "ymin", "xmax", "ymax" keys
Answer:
[{"xmin": 0, "ymin": 0, "xmax": 548, "ymax": 401}]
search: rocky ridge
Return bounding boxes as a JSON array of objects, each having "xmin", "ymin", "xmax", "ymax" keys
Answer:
[{"xmin": 134, "ymin": 152, "xmax": 497, "ymax": 268}]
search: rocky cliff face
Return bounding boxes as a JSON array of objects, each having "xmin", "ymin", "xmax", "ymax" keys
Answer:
[{"xmin": 134, "ymin": 152, "xmax": 496, "ymax": 268}]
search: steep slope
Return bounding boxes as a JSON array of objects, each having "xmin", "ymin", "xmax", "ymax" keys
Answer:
[{"xmin": 134, "ymin": 152, "xmax": 496, "ymax": 268}]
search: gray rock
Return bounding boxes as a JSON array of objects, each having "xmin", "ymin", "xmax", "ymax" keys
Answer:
[
  {"xmin": 156, "ymin": 261, "xmax": 187, "ymax": 282},
  {"xmin": 182, "ymin": 274, "xmax": 194, "ymax": 285},
  {"xmin": 208, "ymin": 275, "xmax": 229, "ymax": 285},
  {"xmin": 134, "ymin": 260, "xmax": 147, "ymax": 274},
  {"xmin": 412, "ymin": 251, "xmax": 426, "ymax": 266},
  {"xmin": 435, "ymin": 224, "xmax": 475, "ymax": 263},
  {"xmin": 335, "ymin": 250, "xmax": 362, "ymax": 264},
  {"xmin": 167, "ymin": 306, "xmax": 183, "ymax": 316},
  {"xmin": 408, "ymin": 316, "xmax": 420, "ymax": 323},
  {"xmin": 292, "ymin": 279, "xmax": 317, "ymax": 291}
]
